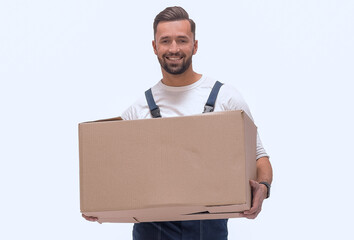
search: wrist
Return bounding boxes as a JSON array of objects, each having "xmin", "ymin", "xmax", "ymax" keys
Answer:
[{"xmin": 259, "ymin": 181, "xmax": 271, "ymax": 199}]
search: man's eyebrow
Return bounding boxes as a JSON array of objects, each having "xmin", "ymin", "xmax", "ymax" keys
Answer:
[
  {"xmin": 159, "ymin": 35, "xmax": 189, "ymax": 40},
  {"xmin": 159, "ymin": 36, "xmax": 170, "ymax": 41},
  {"xmin": 177, "ymin": 36, "xmax": 189, "ymax": 40}
]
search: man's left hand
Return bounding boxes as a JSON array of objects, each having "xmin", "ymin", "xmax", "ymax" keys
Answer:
[{"xmin": 241, "ymin": 179, "xmax": 268, "ymax": 219}]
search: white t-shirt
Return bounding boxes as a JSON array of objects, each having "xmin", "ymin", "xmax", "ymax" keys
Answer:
[{"xmin": 122, "ymin": 75, "xmax": 269, "ymax": 159}]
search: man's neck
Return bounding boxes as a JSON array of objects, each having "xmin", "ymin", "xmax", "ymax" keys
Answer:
[{"xmin": 161, "ymin": 67, "xmax": 202, "ymax": 87}]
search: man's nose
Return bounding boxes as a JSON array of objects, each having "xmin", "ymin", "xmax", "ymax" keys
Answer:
[{"xmin": 169, "ymin": 41, "xmax": 180, "ymax": 53}]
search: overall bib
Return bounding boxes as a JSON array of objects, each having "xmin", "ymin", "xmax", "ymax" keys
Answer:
[{"xmin": 133, "ymin": 81, "xmax": 228, "ymax": 240}]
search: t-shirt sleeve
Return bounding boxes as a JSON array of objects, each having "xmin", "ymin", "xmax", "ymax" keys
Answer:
[
  {"xmin": 121, "ymin": 96, "xmax": 151, "ymax": 120},
  {"xmin": 220, "ymin": 84, "xmax": 270, "ymax": 160},
  {"xmin": 121, "ymin": 104, "xmax": 138, "ymax": 120}
]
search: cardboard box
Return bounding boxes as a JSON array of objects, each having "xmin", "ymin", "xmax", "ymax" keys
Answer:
[{"xmin": 79, "ymin": 110, "xmax": 257, "ymax": 223}]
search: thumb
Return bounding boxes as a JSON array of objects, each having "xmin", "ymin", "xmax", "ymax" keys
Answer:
[{"xmin": 249, "ymin": 179, "xmax": 259, "ymax": 188}]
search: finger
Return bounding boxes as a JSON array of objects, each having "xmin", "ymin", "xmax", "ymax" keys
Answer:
[
  {"xmin": 82, "ymin": 214, "xmax": 98, "ymax": 222},
  {"xmin": 251, "ymin": 195, "xmax": 261, "ymax": 209},
  {"xmin": 241, "ymin": 208, "xmax": 261, "ymax": 219},
  {"xmin": 244, "ymin": 204, "xmax": 257, "ymax": 213},
  {"xmin": 244, "ymin": 195, "xmax": 262, "ymax": 214},
  {"xmin": 249, "ymin": 179, "xmax": 259, "ymax": 188},
  {"xmin": 243, "ymin": 205, "xmax": 259, "ymax": 215},
  {"xmin": 243, "ymin": 211, "xmax": 259, "ymax": 219}
]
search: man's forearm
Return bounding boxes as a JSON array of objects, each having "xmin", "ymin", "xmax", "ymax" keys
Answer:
[
  {"xmin": 242, "ymin": 156, "xmax": 273, "ymax": 218},
  {"xmin": 256, "ymin": 156, "xmax": 273, "ymax": 184}
]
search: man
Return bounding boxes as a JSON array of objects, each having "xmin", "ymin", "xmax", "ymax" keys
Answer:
[{"xmin": 83, "ymin": 6, "xmax": 273, "ymax": 240}]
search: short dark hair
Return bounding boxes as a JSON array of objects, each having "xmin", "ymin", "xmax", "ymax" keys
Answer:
[{"xmin": 153, "ymin": 6, "xmax": 196, "ymax": 39}]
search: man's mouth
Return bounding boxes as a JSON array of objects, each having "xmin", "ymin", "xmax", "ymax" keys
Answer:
[{"xmin": 165, "ymin": 55, "xmax": 183, "ymax": 62}]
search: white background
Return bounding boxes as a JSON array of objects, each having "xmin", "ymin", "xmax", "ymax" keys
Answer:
[{"xmin": 1, "ymin": 0, "xmax": 353, "ymax": 239}]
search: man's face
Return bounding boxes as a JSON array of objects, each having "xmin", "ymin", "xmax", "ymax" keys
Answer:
[{"xmin": 153, "ymin": 20, "xmax": 198, "ymax": 75}]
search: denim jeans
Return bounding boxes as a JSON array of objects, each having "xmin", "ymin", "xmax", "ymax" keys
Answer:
[{"xmin": 133, "ymin": 219, "xmax": 228, "ymax": 240}]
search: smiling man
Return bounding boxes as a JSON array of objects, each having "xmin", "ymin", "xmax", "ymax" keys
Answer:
[
  {"xmin": 83, "ymin": 6, "xmax": 273, "ymax": 240},
  {"xmin": 153, "ymin": 19, "xmax": 197, "ymax": 78}
]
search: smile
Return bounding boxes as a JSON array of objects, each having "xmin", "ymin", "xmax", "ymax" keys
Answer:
[{"xmin": 166, "ymin": 56, "xmax": 183, "ymax": 61}]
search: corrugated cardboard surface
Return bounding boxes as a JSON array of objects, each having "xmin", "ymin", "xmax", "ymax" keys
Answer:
[{"xmin": 79, "ymin": 110, "xmax": 257, "ymax": 223}]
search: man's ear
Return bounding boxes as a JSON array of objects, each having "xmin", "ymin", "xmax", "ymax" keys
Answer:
[
  {"xmin": 152, "ymin": 40, "xmax": 158, "ymax": 55},
  {"xmin": 193, "ymin": 40, "xmax": 198, "ymax": 55}
]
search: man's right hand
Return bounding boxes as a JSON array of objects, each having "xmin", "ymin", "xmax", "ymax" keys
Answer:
[{"xmin": 82, "ymin": 213, "xmax": 99, "ymax": 222}]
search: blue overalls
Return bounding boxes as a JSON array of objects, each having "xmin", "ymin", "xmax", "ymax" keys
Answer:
[{"xmin": 133, "ymin": 81, "xmax": 228, "ymax": 240}]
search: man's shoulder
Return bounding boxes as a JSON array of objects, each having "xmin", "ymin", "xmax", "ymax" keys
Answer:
[
  {"xmin": 121, "ymin": 81, "xmax": 164, "ymax": 120},
  {"xmin": 211, "ymin": 78, "xmax": 249, "ymax": 111},
  {"xmin": 203, "ymin": 76, "xmax": 240, "ymax": 91},
  {"xmin": 121, "ymin": 95, "xmax": 149, "ymax": 120},
  {"xmin": 203, "ymin": 77, "xmax": 243, "ymax": 98},
  {"xmin": 220, "ymin": 82, "xmax": 243, "ymax": 97}
]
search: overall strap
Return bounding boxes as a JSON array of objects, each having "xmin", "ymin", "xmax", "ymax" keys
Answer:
[
  {"xmin": 145, "ymin": 88, "xmax": 161, "ymax": 118},
  {"xmin": 203, "ymin": 81, "xmax": 224, "ymax": 113}
]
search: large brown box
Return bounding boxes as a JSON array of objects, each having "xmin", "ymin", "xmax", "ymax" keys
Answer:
[{"xmin": 79, "ymin": 110, "xmax": 257, "ymax": 223}]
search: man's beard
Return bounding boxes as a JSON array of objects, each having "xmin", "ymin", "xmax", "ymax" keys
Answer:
[{"xmin": 158, "ymin": 51, "xmax": 193, "ymax": 75}]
